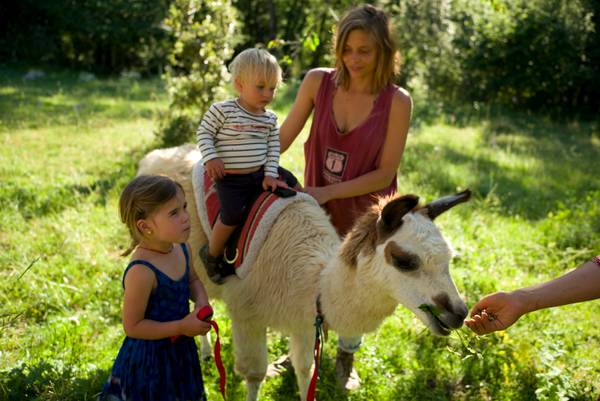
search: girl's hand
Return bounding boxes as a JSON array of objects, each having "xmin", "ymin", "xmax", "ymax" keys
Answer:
[
  {"xmin": 179, "ymin": 308, "xmax": 211, "ymax": 337},
  {"xmin": 304, "ymin": 186, "xmax": 331, "ymax": 205},
  {"xmin": 262, "ymin": 176, "xmax": 288, "ymax": 192},
  {"xmin": 205, "ymin": 159, "xmax": 225, "ymax": 180}
]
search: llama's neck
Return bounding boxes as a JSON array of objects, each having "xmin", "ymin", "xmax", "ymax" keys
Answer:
[{"xmin": 319, "ymin": 254, "xmax": 398, "ymax": 337}]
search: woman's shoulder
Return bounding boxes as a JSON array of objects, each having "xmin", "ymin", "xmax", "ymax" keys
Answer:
[
  {"xmin": 302, "ymin": 68, "xmax": 334, "ymax": 85},
  {"xmin": 298, "ymin": 68, "xmax": 334, "ymax": 101},
  {"xmin": 390, "ymin": 86, "xmax": 412, "ymax": 110}
]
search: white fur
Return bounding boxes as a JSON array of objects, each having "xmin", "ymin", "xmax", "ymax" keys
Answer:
[{"xmin": 138, "ymin": 145, "xmax": 467, "ymax": 401}]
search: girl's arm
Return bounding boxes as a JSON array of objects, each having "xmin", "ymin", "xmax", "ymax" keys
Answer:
[
  {"xmin": 306, "ymin": 89, "xmax": 412, "ymax": 205},
  {"xmin": 122, "ymin": 264, "xmax": 210, "ymax": 339},
  {"xmin": 279, "ymin": 69, "xmax": 326, "ymax": 153},
  {"xmin": 187, "ymin": 244, "xmax": 209, "ymax": 308}
]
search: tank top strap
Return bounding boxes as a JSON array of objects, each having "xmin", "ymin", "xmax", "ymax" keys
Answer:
[
  {"xmin": 314, "ymin": 69, "xmax": 336, "ymax": 111},
  {"xmin": 179, "ymin": 243, "xmax": 190, "ymax": 275},
  {"xmin": 122, "ymin": 259, "xmax": 160, "ymax": 289},
  {"xmin": 376, "ymin": 83, "xmax": 398, "ymax": 112}
]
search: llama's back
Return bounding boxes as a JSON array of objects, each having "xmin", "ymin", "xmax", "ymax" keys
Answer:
[{"xmin": 222, "ymin": 196, "xmax": 340, "ymax": 334}]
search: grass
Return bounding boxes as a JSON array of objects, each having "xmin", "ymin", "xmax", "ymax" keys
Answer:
[{"xmin": 1, "ymin": 66, "xmax": 599, "ymax": 401}]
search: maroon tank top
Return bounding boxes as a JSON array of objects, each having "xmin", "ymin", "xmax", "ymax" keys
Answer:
[{"xmin": 304, "ymin": 69, "xmax": 398, "ymax": 236}]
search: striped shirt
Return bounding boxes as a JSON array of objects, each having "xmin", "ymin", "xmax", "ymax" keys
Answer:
[{"xmin": 196, "ymin": 99, "xmax": 280, "ymax": 177}]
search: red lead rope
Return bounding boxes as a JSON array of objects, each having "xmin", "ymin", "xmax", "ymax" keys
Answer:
[
  {"xmin": 306, "ymin": 331, "xmax": 321, "ymax": 401},
  {"xmin": 196, "ymin": 305, "xmax": 227, "ymax": 401},
  {"xmin": 207, "ymin": 318, "xmax": 227, "ymax": 400},
  {"xmin": 171, "ymin": 305, "xmax": 227, "ymax": 400},
  {"xmin": 307, "ymin": 298, "xmax": 325, "ymax": 401}
]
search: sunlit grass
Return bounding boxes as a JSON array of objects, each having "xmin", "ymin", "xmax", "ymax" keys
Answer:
[{"xmin": 1, "ymin": 66, "xmax": 599, "ymax": 400}]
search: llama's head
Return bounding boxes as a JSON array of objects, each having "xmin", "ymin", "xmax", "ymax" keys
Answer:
[{"xmin": 342, "ymin": 190, "xmax": 471, "ymax": 336}]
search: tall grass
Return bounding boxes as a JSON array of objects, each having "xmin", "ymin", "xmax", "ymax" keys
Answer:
[{"xmin": 0, "ymin": 67, "xmax": 598, "ymax": 400}]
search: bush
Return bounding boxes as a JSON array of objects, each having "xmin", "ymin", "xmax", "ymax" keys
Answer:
[
  {"xmin": 157, "ymin": 0, "xmax": 238, "ymax": 146},
  {"xmin": 450, "ymin": 0, "xmax": 597, "ymax": 115}
]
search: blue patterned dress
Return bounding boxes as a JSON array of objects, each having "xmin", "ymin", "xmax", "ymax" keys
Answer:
[{"xmin": 101, "ymin": 244, "xmax": 206, "ymax": 401}]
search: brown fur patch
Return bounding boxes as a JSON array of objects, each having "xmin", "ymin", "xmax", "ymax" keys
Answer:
[
  {"xmin": 339, "ymin": 194, "xmax": 423, "ymax": 268},
  {"xmin": 384, "ymin": 242, "xmax": 420, "ymax": 271},
  {"xmin": 339, "ymin": 204, "xmax": 380, "ymax": 268}
]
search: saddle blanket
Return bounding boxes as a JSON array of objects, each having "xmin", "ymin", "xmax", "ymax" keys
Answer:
[{"xmin": 192, "ymin": 162, "xmax": 317, "ymax": 279}]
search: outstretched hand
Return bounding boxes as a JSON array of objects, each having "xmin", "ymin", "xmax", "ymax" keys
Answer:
[{"xmin": 465, "ymin": 291, "xmax": 528, "ymax": 335}]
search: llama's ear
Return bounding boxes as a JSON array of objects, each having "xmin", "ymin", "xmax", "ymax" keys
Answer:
[
  {"xmin": 423, "ymin": 189, "xmax": 471, "ymax": 220},
  {"xmin": 376, "ymin": 195, "xmax": 419, "ymax": 238}
]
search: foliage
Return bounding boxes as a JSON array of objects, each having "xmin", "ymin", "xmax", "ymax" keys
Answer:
[
  {"xmin": 157, "ymin": 0, "xmax": 238, "ymax": 146},
  {"xmin": 232, "ymin": 0, "xmax": 356, "ymax": 76},
  {"xmin": 450, "ymin": 0, "xmax": 598, "ymax": 115},
  {"xmin": 0, "ymin": 0, "xmax": 172, "ymax": 74}
]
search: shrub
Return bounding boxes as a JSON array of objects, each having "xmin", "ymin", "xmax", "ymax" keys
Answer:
[{"xmin": 157, "ymin": 0, "xmax": 238, "ymax": 146}]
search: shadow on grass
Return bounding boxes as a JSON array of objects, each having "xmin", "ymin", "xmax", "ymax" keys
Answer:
[
  {"xmin": 405, "ymin": 114, "xmax": 599, "ymax": 220},
  {"xmin": 0, "ymin": 67, "xmax": 166, "ymax": 130},
  {"xmin": 0, "ymin": 144, "xmax": 156, "ymax": 221},
  {"xmin": 0, "ymin": 361, "xmax": 107, "ymax": 401}
]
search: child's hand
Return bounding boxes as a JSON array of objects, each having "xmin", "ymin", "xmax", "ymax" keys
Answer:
[
  {"xmin": 179, "ymin": 308, "xmax": 211, "ymax": 337},
  {"xmin": 262, "ymin": 175, "xmax": 288, "ymax": 192},
  {"xmin": 205, "ymin": 159, "xmax": 225, "ymax": 180}
]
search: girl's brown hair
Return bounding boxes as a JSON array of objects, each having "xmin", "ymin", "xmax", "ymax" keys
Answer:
[
  {"xmin": 119, "ymin": 175, "xmax": 183, "ymax": 256},
  {"xmin": 333, "ymin": 4, "xmax": 400, "ymax": 93}
]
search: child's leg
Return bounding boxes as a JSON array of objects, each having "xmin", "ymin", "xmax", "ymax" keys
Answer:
[{"xmin": 208, "ymin": 218, "xmax": 237, "ymax": 257}]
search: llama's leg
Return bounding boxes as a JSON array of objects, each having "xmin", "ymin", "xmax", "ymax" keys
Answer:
[
  {"xmin": 289, "ymin": 332, "xmax": 314, "ymax": 401},
  {"xmin": 232, "ymin": 320, "xmax": 267, "ymax": 401},
  {"xmin": 200, "ymin": 332, "xmax": 212, "ymax": 361}
]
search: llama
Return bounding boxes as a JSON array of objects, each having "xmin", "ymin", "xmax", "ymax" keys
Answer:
[{"xmin": 138, "ymin": 144, "xmax": 470, "ymax": 401}]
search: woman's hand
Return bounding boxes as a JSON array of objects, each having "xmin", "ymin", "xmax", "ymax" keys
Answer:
[
  {"xmin": 205, "ymin": 159, "xmax": 225, "ymax": 180},
  {"xmin": 179, "ymin": 308, "xmax": 212, "ymax": 337},
  {"xmin": 304, "ymin": 186, "xmax": 332, "ymax": 205}
]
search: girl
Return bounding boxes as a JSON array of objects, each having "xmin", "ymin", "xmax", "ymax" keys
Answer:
[{"xmin": 101, "ymin": 175, "xmax": 211, "ymax": 401}]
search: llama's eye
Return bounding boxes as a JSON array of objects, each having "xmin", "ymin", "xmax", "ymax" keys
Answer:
[{"xmin": 391, "ymin": 254, "xmax": 420, "ymax": 271}]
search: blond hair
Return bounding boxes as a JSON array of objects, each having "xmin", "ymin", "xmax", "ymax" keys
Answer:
[
  {"xmin": 333, "ymin": 4, "xmax": 400, "ymax": 93},
  {"xmin": 119, "ymin": 175, "xmax": 183, "ymax": 256},
  {"xmin": 229, "ymin": 48, "xmax": 282, "ymax": 87}
]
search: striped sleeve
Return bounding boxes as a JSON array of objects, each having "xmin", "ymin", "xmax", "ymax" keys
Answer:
[
  {"xmin": 196, "ymin": 103, "xmax": 225, "ymax": 164},
  {"xmin": 264, "ymin": 114, "xmax": 280, "ymax": 177}
]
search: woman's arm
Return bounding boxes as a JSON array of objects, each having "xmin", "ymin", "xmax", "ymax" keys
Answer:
[
  {"xmin": 279, "ymin": 69, "xmax": 326, "ymax": 153},
  {"xmin": 122, "ymin": 264, "xmax": 210, "ymax": 339},
  {"xmin": 306, "ymin": 88, "xmax": 412, "ymax": 204}
]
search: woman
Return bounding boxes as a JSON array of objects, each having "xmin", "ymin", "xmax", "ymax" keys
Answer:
[
  {"xmin": 279, "ymin": 3, "xmax": 412, "ymax": 390},
  {"xmin": 280, "ymin": 4, "xmax": 411, "ymax": 238}
]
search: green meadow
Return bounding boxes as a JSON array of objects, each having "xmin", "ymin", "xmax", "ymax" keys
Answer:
[{"xmin": 1, "ymin": 67, "xmax": 599, "ymax": 401}]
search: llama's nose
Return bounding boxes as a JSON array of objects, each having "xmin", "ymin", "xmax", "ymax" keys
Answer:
[
  {"xmin": 455, "ymin": 303, "xmax": 468, "ymax": 321},
  {"xmin": 433, "ymin": 293, "xmax": 468, "ymax": 328}
]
